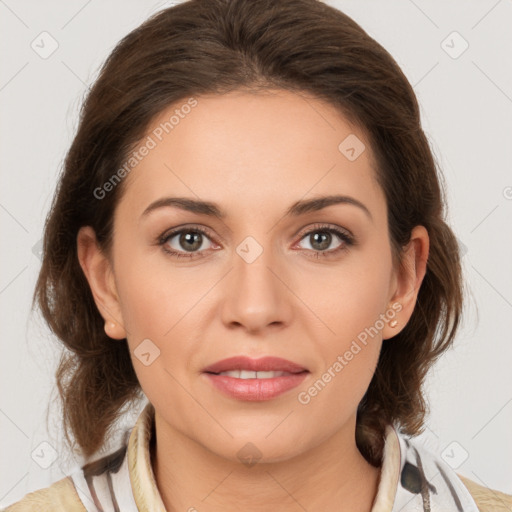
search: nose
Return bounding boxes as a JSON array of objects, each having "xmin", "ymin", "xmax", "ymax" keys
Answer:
[{"xmin": 220, "ymin": 239, "xmax": 293, "ymax": 334}]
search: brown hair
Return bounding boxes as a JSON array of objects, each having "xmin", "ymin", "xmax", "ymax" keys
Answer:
[{"xmin": 33, "ymin": 0, "xmax": 463, "ymax": 465}]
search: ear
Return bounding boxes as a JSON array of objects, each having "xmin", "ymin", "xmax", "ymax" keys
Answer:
[
  {"xmin": 382, "ymin": 225, "xmax": 429, "ymax": 340},
  {"xmin": 76, "ymin": 226, "xmax": 127, "ymax": 340}
]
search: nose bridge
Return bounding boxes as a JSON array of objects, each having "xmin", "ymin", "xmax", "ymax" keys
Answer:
[
  {"xmin": 221, "ymin": 232, "xmax": 291, "ymax": 330},
  {"xmin": 233, "ymin": 233, "xmax": 280, "ymax": 298}
]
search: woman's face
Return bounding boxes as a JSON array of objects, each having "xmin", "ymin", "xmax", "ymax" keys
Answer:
[{"xmin": 82, "ymin": 89, "xmax": 421, "ymax": 463}]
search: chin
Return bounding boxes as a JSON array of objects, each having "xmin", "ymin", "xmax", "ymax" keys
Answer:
[{"xmin": 211, "ymin": 432, "xmax": 310, "ymax": 467}]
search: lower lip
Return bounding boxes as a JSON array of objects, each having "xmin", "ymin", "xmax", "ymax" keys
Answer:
[{"xmin": 203, "ymin": 372, "xmax": 309, "ymax": 401}]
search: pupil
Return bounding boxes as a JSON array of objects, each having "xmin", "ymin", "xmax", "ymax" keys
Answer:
[
  {"xmin": 311, "ymin": 231, "xmax": 330, "ymax": 251},
  {"xmin": 180, "ymin": 232, "xmax": 202, "ymax": 251}
]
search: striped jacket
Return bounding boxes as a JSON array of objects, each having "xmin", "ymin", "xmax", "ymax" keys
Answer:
[{"xmin": 3, "ymin": 402, "xmax": 512, "ymax": 511}]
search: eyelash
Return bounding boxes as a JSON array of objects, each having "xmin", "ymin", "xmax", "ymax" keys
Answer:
[{"xmin": 157, "ymin": 223, "xmax": 355, "ymax": 261}]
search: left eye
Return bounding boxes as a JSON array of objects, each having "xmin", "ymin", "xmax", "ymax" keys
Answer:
[
  {"xmin": 163, "ymin": 229, "xmax": 214, "ymax": 254},
  {"xmin": 297, "ymin": 228, "xmax": 349, "ymax": 253}
]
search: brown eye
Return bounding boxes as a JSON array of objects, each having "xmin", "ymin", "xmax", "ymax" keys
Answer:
[
  {"xmin": 295, "ymin": 224, "xmax": 354, "ymax": 258},
  {"xmin": 159, "ymin": 226, "xmax": 217, "ymax": 259},
  {"xmin": 306, "ymin": 231, "xmax": 338, "ymax": 251},
  {"xmin": 175, "ymin": 231, "xmax": 205, "ymax": 252}
]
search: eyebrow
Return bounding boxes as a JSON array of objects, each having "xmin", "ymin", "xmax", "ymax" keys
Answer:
[{"xmin": 141, "ymin": 194, "xmax": 372, "ymax": 221}]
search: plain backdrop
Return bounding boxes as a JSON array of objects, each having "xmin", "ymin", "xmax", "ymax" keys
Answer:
[{"xmin": 1, "ymin": 0, "xmax": 511, "ymax": 507}]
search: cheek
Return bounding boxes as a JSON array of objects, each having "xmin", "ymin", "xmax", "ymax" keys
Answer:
[
  {"xmin": 114, "ymin": 243, "xmax": 205, "ymax": 336},
  {"xmin": 300, "ymin": 266, "xmax": 388, "ymax": 420},
  {"xmin": 312, "ymin": 252, "xmax": 393, "ymax": 344},
  {"xmin": 113, "ymin": 247, "xmax": 207, "ymax": 381},
  {"xmin": 300, "ymin": 245, "xmax": 391, "ymax": 408}
]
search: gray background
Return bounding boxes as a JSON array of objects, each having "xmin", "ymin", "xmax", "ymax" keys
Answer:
[{"xmin": 1, "ymin": 0, "xmax": 511, "ymax": 507}]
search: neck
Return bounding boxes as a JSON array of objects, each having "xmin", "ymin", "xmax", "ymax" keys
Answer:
[{"xmin": 152, "ymin": 413, "xmax": 381, "ymax": 512}]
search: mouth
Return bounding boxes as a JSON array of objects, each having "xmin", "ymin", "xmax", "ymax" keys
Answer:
[
  {"xmin": 206, "ymin": 369, "xmax": 306, "ymax": 379},
  {"xmin": 202, "ymin": 355, "xmax": 308, "ymax": 375},
  {"xmin": 202, "ymin": 356, "xmax": 309, "ymax": 401}
]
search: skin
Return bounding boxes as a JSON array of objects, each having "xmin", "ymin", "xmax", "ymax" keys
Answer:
[{"xmin": 77, "ymin": 89, "xmax": 429, "ymax": 511}]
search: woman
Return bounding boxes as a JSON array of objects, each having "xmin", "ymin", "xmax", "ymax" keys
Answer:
[{"xmin": 4, "ymin": 0, "xmax": 511, "ymax": 510}]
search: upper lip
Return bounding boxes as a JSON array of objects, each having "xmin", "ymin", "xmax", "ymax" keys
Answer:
[{"xmin": 202, "ymin": 356, "xmax": 308, "ymax": 374}]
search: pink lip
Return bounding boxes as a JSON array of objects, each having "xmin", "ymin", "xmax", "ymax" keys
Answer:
[
  {"xmin": 202, "ymin": 356, "xmax": 309, "ymax": 401},
  {"xmin": 203, "ymin": 372, "xmax": 308, "ymax": 401},
  {"xmin": 202, "ymin": 356, "xmax": 308, "ymax": 374}
]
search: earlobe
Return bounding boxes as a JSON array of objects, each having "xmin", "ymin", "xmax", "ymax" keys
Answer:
[
  {"xmin": 382, "ymin": 225, "xmax": 430, "ymax": 340},
  {"xmin": 104, "ymin": 320, "xmax": 126, "ymax": 340},
  {"xmin": 382, "ymin": 301, "xmax": 403, "ymax": 340},
  {"xmin": 76, "ymin": 226, "xmax": 127, "ymax": 340}
]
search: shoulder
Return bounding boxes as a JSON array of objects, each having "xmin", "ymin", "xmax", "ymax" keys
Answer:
[
  {"xmin": 2, "ymin": 442, "xmax": 129, "ymax": 511},
  {"xmin": 1, "ymin": 476, "xmax": 86, "ymax": 512},
  {"xmin": 384, "ymin": 424, "xmax": 512, "ymax": 512},
  {"xmin": 3, "ymin": 404, "xmax": 154, "ymax": 512},
  {"xmin": 457, "ymin": 473, "xmax": 512, "ymax": 512}
]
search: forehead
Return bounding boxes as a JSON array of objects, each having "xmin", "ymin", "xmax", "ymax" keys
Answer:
[{"xmin": 118, "ymin": 89, "xmax": 384, "ymax": 222}]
